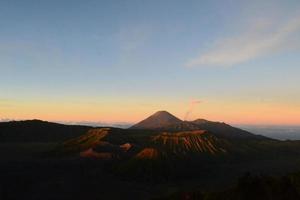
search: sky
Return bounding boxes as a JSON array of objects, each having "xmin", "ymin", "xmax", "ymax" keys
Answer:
[{"xmin": 1, "ymin": 0, "xmax": 300, "ymax": 125}]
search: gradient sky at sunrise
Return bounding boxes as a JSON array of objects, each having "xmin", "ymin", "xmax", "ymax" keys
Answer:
[{"xmin": 1, "ymin": 0, "xmax": 300, "ymax": 125}]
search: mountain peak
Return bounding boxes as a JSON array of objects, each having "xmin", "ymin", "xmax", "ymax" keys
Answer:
[
  {"xmin": 130, "ymin": 110, "xmax": 182, "ymax": 129},
  {"xmin": 152, "ymin": 110, "xmax": 175, "ymax": 117}
]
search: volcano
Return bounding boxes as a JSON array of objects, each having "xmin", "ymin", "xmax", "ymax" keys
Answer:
[
  {"xmin": 130, "ymin": 111, "xmax": 270, "ymax": 140},
  {"xmin": 130, "ymin": 110, "xmax": 182, "ymax": 130}
]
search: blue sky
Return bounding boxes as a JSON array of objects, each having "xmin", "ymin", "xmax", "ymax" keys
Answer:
[{"xmin": 1, "ymin": 0, "xmax": 300, "ymax": 124}]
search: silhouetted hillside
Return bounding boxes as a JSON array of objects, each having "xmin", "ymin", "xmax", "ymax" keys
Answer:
[{"xmin": 0, "ymin": 120, "xmax": 91, "ymax": 143}]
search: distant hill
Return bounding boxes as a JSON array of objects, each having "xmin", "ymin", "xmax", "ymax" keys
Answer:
[
  {"xmin": 190, "ymin": 119, "xmax": 269, "ymax": 140},
  {"xmin": 0, "ymin": 120, "xmax": 91, "ymax": 143},
  {"xmin": 237, "ymin": 125, "xmax": 300, "ymax": 140},
  {"xmin": 130, "ymin": 111, "xmax": 270, "ymax": 141}
]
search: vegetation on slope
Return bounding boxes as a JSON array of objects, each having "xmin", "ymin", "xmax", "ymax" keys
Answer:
[{"xmin": 154, "ymin": 172, "xmax": 300, "ymax": 200}]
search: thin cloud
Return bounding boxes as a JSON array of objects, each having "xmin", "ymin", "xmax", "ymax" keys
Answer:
[{"xmin": 186, "ymin": 16, "xmax": 300, "ymax": 67}]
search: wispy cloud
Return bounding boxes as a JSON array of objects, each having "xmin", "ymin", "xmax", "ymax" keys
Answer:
[{"xmin": 186, "ymin": 15, "xmax": 300, "ymax": 67}]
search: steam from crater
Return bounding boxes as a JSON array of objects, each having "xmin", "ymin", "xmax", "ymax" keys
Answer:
[{"xmin": 184, "ymin": 100, "xmax": 202, "ymax": 121}]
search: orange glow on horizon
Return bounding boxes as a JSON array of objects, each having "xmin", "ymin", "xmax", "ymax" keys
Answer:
[{"xmin": 1, "ymin": 97, "xmax": 300, "ymax": 125}]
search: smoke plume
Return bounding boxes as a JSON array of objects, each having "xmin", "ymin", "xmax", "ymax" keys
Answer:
[{"xmin": 184, "ymin": 100, "xmax": 202, "ymax": 121}]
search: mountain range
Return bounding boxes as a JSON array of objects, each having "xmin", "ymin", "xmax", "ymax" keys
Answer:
[
  {"xmin": 54, "ymin": 111, "xmax": 300, "ymax": 180},
  {"xmin": 0, "ymin": 111, "xmax": 268, "ymax": 143},
  {"xmin": 3, "ymin": 112, "xmax": 300, "ymax": 175},
  {"xmin": 2, "ymin": 110, "xmax": 300, "ymax": 199},
  {"xmin": 130, "ymin": 110, "xmax": 269, "ymax": 140}
]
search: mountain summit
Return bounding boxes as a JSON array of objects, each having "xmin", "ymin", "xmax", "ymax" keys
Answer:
[{"xmin": 130, "ymin": 110, "xmax": 182, "ymax": 129}]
